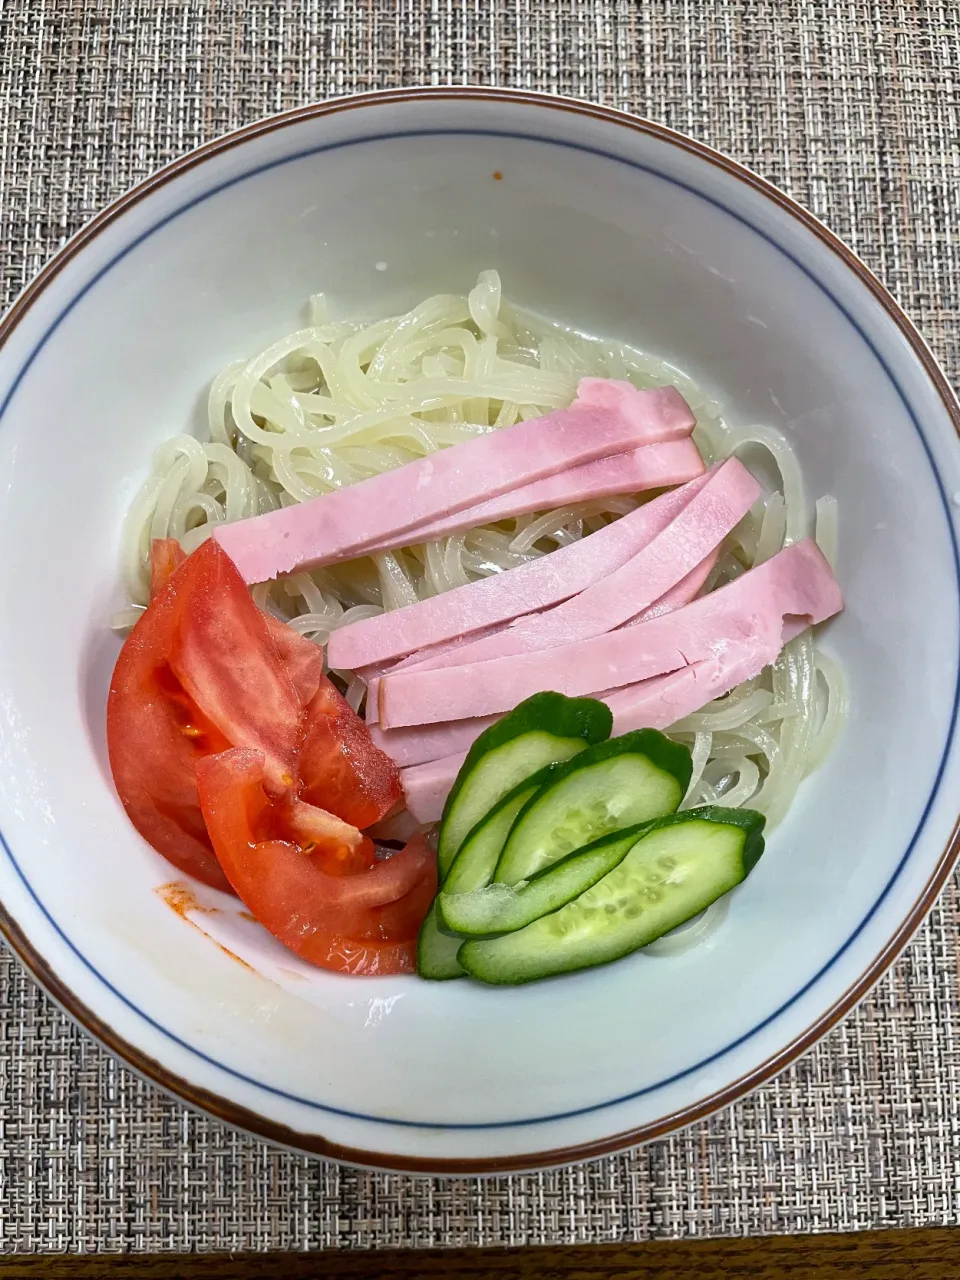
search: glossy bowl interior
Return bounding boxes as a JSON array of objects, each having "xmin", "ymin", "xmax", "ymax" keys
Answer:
[{"xmin": 0, "ymin": 89, "xmax": 958, "ymax": 1172}]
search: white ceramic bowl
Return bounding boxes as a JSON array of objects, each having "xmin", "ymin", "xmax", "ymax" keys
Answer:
[{"xmin": 1, "ymin": 88, "xmax": 959, "ymax": 1173}]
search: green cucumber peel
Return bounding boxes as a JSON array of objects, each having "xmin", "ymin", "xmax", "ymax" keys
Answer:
[
  {"xmin": 436, "ymin": 692, "xmax": 612, "ymax": 877},
  {"xmin": 459, "ymin": 805, "xmax": 766, "ymax": 985},
  {"xmin": 416, "ymin": 901, "xmax": 465, "ymax": 981},
  {"xmin": 442, "ymin": 764, "xmax": 558, "ymax": 894}
]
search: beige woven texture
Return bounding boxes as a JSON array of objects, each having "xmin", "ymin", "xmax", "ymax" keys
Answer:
[{"xmin": 1, "ymin": 0, "xmax": 959, "ymax": 1252}]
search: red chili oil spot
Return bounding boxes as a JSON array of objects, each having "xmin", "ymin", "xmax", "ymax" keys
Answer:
[{"xmin": 156, "ymin": 882, "xmax": 256, "ymax": 972}]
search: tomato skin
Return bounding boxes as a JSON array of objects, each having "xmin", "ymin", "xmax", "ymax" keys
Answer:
[
  {"xmin": 299, "ymin": 677, "xmax": 403, "ymax": 828},
  {"xmin": 108, "ymin": 568, "xmax": 233, "ymax": 891},
  {"xmin": 166, "ymin": 542, "xmax": 303, "ymax": 793},
  {"xmin": 146, "ymin": 538, "xmax": 399, "ymax": 824},
  {"xmin": 109, "ymin": 540, "xmax": 304, "ymax": 890},
  {"xmin": 260, "ymin": 613, "xmax": 325, "ymax": 706},
  {"xmin": 197, "ymin": 748, "xmax": 435, "ymax": 974},
  {"xmin": 366, "ymin": 854, "xmax": 439, "ymax": 943}
]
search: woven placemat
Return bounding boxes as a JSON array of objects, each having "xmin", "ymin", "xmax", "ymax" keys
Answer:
[{"xmin": 1, "ymin": 0, "xmax": 959, "ymax": 1252}]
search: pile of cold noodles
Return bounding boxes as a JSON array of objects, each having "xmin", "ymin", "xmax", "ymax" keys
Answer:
[{"xmin": 119, "ymin": 271, "xmax": 848, "ymax": 953}]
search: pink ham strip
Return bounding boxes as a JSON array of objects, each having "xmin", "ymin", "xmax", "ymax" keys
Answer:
[
  {"xmin": 603, "ymin": 652, "xmax": 772, "ymax": 734},
  {"xmin": 369, "ymin": 716, "xmax": 498, "ymax": 770},
  {"xmin": 370, "ymin": 549, "xmax": 720, "ymax": 767},
  {"xmin": 373, "ymin": 458, "xmax": 758, "ymax": 679},
  {"xmin": 399, "ymin": 591, "xmax": 840, "ymax": 823},
  {"xmin": 401, "ymin": 752, "xmax": 469, "ymax": 825},
  {"xmin": 602, "ymin": 616, "xmax": 822, "ymax": 733},
  {"xmin": 630, "ymin": 549, "xmax": 718, "ymax": 623},
  {"xmin": 352, "ymin": 438, "xmax": 704, "ymax": 556},
  {"xmin": 328, "ymin": 465, "xmax": 711, "ymax": 673},
  {"xmin": 366, "ymin": 543, "xmax": 717, "ymax": 696},
  {"xmin": 371, "ymin": 551, "xmax": 720, "ymax": 768},
  {"xmin": 363, "ymin": 547, "xmax": 716, "ymax": 732},
  {"xmin": 380, "ymin": 539, "xmax": 842, "ymax": 729},
  {"xmin": 215, "ymin": 379, "xmax": 696, "ymax": 584},
  {"xmin": 364, "ymin": 677, "xmax": 382, "ymax": 725}
]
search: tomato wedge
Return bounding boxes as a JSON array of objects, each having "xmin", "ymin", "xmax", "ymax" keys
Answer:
[
  {"xmin": 261, "ymin": 613, "xmax": 325, "ymax": 706},
  {"xmin": 109, "ymin": 540, "xmax": 305, "ymax": 889},
  {"xmin": 299, "ymin": 676, "xmax": 403, "ymax": 828},
  {"xmin": 112, "ymin": 538, "xmax": 404, "ymax": 912},
  {"xmin": 197, "ymin": 748, "xmax": 435, "ymax": 974},
  {"xmin": 148, "ymin": 536, "xmax": 396, "ymax": 820},
  {"xmin": 108, "ymin": 563, "xmax": 232, "ymax": 890},
  {"xmin": 150, "ymin": 535, "xmax": 327, "ymax": 705},
  {"xmin": 166, "ymin": 543, "xmax": 302, "ymax": 792}
]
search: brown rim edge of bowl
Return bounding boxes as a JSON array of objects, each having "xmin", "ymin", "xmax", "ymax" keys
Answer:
[{"xmin": 2, "ymin": 86, "xmax": 960, "ymax": 1176}]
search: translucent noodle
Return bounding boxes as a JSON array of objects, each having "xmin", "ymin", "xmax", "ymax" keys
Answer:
[
  {"xmin": 119, "ymin": 272, "xmax": 848, "ymax": 954},
  {"xmin": 815, "ymin": 494, "xmax": 839, "ymax": 570}
]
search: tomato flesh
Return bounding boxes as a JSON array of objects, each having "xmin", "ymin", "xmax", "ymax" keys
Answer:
[
  {"xmin": 299, "ymin": 677, "xmax": 403, "ymax": 828},
  {"xmin": 107, "ymin": 565, "xmax": 233, "ymax": 890},
  {"xmin": 261, "ymin": 613, "xmax": 325, "ymax": 706},
  {"xmin": 109, "ymin": 540, "xmax": 303, "ymax": 889},
  {"xmin": 166, "ymin": 543, "xmax": 302, "ymax": 792},
  {"xmin": 197, "ymin": 748, "xmax": 435, "ymax": 974}
]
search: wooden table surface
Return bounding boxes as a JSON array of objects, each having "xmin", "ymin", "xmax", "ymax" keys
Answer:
[{"xmin": 0, "ymin": 1228, "xmax": 957, "ymax": 1277}]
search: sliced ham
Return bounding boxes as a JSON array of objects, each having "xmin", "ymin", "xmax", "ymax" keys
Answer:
[
  {"xmin": 398, "ymin": 659, "xmax": 758, "ymax": 823},
  {"xmin": 355, "ymin": 438, "xmax": 704, "ymax": 555},
  {"xmin": 370, "ymin": 539, "xmax": 718, "ymax": 683},
  {"xmin": 327, "ymin": 467, "xmax": 713, "ymax": 673},
  {"xmin": 367, "ymin": 542, "xmax": 718, "ymax": 691},
  {"xmin": 377, "ymin": 458, "xmax": 758, "ymax": 677},
  {"xmin": 599, "ymin": 617, "xmax": 822, "ymax": 734},
  {"xmin": 369, "ymin": 550, "xmax": 722, "ymax": 768},
  {"xmin": 215, "ymin": 379, "xmax": 696, "ymax": 584},
  {"xmin": 401, "ymin": 752, "xmax": 469, "ymax": 825},
  {"xmin": 630, "ymin": 549, "xmax": 718, "ymax": 623},
  {"xmin": 396, "ymin": 556, "xmax": 841, "ymax": 820},
  {"xmin": 370, "ymin": 716, "xmax": 498, "ymax": 769},
  {"xmin": 602, "ymin": 651, "xmax": 764, "ymax": 734},
  {"xmin": 379, "ymin": 539, "xmax": 842, "ymax": 728},
  {"xmin": 398, "ymin": 649, "xmax": 776, "ymax": 823},
  {"xmin": 364, "ymin": 676, "xmax": 382, "ymax": 725}
]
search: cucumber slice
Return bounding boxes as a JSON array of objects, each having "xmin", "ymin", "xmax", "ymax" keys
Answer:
[
  {"xmin": 439, "ymin": 824, "xmax": 644, "ymax": 937},
  {"xmin": 436, "ymin": 692, "xmax": 612, "ymax": 878},
  {"xmin": 443, "ymin": 768, "xmax": 554, "ymax": 895},
  {"xmin": 418, "ymin": 768, "xmax": 557, "ymax": 979},
  {"xmin": 459, "ymin": 807, "xmax": 765, "ymax": 985},
  {"xmin": 494, "ymin": 730, "xmax": 692, "ymax": 886},
  {"xmin": 416, "ymin": 902, "xmax": 464, "ymax": 980}
]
